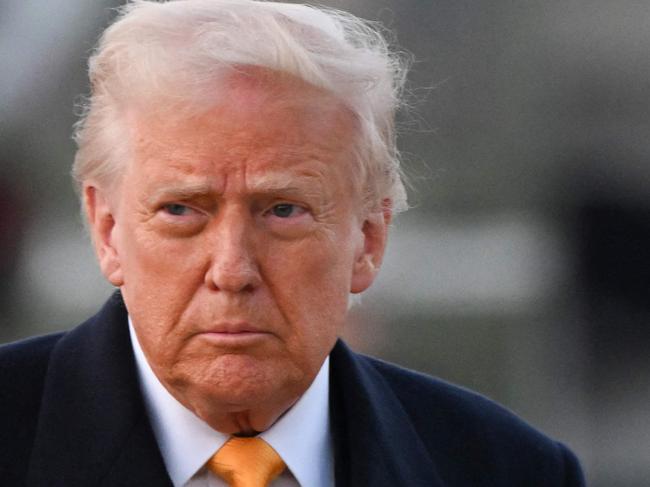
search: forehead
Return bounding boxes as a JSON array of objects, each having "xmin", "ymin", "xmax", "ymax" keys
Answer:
[
  {"xmin": 122, "ymin": 73, "xmax": 361, "ymax": 204},
  {"xmin": 127, "ymin": 71, "xmax": 360, "ymax": 188}
]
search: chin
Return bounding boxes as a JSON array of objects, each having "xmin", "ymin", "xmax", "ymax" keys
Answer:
[{"xmin": 171, "ymin": 353, "xmax": 305, "ymax": 412}]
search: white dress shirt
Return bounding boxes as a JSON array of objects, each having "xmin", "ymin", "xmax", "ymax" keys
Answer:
[{"xmin": 129, "ymin": 320, "xmax": 334, "ymax": 487}]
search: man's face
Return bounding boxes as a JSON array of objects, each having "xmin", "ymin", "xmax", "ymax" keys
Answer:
[{"xmin": 86, "ymin": 74, "xmax": 388, "ymax": 433}]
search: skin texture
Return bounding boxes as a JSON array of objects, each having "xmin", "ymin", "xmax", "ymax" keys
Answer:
[{"xmin": 84, "ymin": 72, "xmax": 390, "ymax": 434}]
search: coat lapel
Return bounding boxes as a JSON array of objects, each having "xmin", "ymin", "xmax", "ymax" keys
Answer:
[
  {"xmin": 26, "ymin": 295, "xmax": 442, "ymax": 486},
  {"xmin": 26, "ymin": 293, "xmax": 172, "ymax": 487},
  {"xmin": 330, "ymin": 341, "xmax": 445, "ymax": 487}
]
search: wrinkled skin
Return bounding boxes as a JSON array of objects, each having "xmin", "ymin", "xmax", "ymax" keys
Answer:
[{"xmin": 85, "ymin": 71, "xmax": 390, "ymax": 434}]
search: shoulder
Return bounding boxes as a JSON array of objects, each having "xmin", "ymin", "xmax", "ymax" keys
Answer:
[
  {"xmin": 355, "ymin": 351, "xmax": 584, "ymax": 486},
  {"xmin": 0, "ymin": 332, "xmax": 67, "ymax": 415},
  {"xmin": 0, "ymin": 332, "xmax": 67, "ymax": 481},
  {"xmin": 0, "ymin": 331, "xmax": 65, "ymax": 392}
]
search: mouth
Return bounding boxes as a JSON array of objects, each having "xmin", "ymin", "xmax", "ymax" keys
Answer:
[
  {"xmin": 198, "ymin": 323, "xmax": 273, "ymax": 346},
  {"xmin": 205, "ymin": 321, "xmax": 264, "ymax": 333}
]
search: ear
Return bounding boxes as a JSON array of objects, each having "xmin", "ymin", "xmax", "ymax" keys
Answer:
[
  {"xmin": 84, "ymin": 184, "xmax": 124, "ymax": 286},
  {"xmin": 350, "ymin": 199, "xmax": 392, "ymax": 294}
]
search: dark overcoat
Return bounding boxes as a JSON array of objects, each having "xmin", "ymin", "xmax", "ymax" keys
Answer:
[{"xmin": 0, "ymin": 293, "xmax": 585, "ymax": 486}]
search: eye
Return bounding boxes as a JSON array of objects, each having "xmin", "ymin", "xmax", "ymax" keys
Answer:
[
  {"xmin": 163, "ymin": 203, "xmax": 191, "ymax": 216},
  {"xmin": 271, "ymin": 203, "xmax": 300, "ymax": 218},
  {"xmin": 268, "ymin": 203, "xmax": 309, "ymax": 219},
  {"xmin": 262, "ymin": 202, "xmax": 313, "ymax": 236}
]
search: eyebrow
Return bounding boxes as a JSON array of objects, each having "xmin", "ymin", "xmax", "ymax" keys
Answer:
[
  {"xmin": 145, "ymin": 183, "xmax": 216, "ymax": 205},
  {"xmin": 247, "ymin": 170, "xmax": 325, "ymax": 194},
  {"xmin": 144, "ymin": 169, "xmax": 327, "ymax": 205}
]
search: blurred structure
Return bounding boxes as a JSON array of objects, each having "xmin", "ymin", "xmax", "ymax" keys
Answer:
[
  {"xmin": 2, "ymin": 1, "xmax": 649, "ymax": 485},
  {"xmin": 0, "ymin": 175, "xmax": 28, "ymax": 328}
]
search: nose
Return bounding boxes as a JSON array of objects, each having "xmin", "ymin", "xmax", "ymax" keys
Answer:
[{"xmin": 204, "ymin": 209, "xmax": 261, "ymax": 293}]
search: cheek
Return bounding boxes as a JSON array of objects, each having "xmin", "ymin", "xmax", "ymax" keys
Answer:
[
  {"xmin": 263, "ymin": 234, "xmax": 355, "ymax": 330},
  {"xmin": 120, "ymin": 220, "xmax": 207, "ymax": 281},
  {"xmin": 268, "ymin": 231, "xmax": 353, "ymax": 286},
  {"xmin": 117, "ymin": 225, "xmax": 208, "ymax": 340}
]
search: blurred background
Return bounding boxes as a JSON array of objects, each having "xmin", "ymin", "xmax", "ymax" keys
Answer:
[{"xmin": 2, "ymin": 1, "xmax": 649, "ymax": 485}]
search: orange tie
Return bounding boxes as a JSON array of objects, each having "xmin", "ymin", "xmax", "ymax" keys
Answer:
[{"xmin": 206, "ymin": 437, "xmax": 286, "ymax": 487}]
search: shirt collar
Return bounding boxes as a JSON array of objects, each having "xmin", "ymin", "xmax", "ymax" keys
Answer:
[
  {"xmin": 260, "ymin": 353, "xmax": 332, "ymax": 487},
  {"xmin": 128, "ymin": 318, "xmax": 333, "ymax": 487}
]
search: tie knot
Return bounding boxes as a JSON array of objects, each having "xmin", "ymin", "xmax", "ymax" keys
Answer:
[{"xmin": 207, "ymin": 437, "xmax": 286, "ymax": 487}]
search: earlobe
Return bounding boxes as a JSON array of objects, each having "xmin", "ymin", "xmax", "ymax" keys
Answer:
[
  {"xmin": 350, "ymin": 199, "xmax": 392, "ymax": 294},
  {"xmin": 84, "ymin": 185, "xmax": 124, "ymax": 287}
]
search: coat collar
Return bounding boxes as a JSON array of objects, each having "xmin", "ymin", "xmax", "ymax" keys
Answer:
[
  {"xmin": 26, "ymin": 293, "xmax": 172, "ymax": 487},
  {"xmin": 329, "ymin": 340, "xmax": 444, "ymax": 487},
  {"xmin": 27, "ymin": 293, "xmax": 442, "ymax": 486}
]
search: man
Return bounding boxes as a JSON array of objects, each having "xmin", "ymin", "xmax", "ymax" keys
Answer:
[{"xmin": 0, "ymin": 1, "xmax": 585, "ymax": 486}]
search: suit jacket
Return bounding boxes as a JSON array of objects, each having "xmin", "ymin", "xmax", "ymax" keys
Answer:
[{"xmin": 0, "ymin": 293, "xmax": 585, "ymax": 486}]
